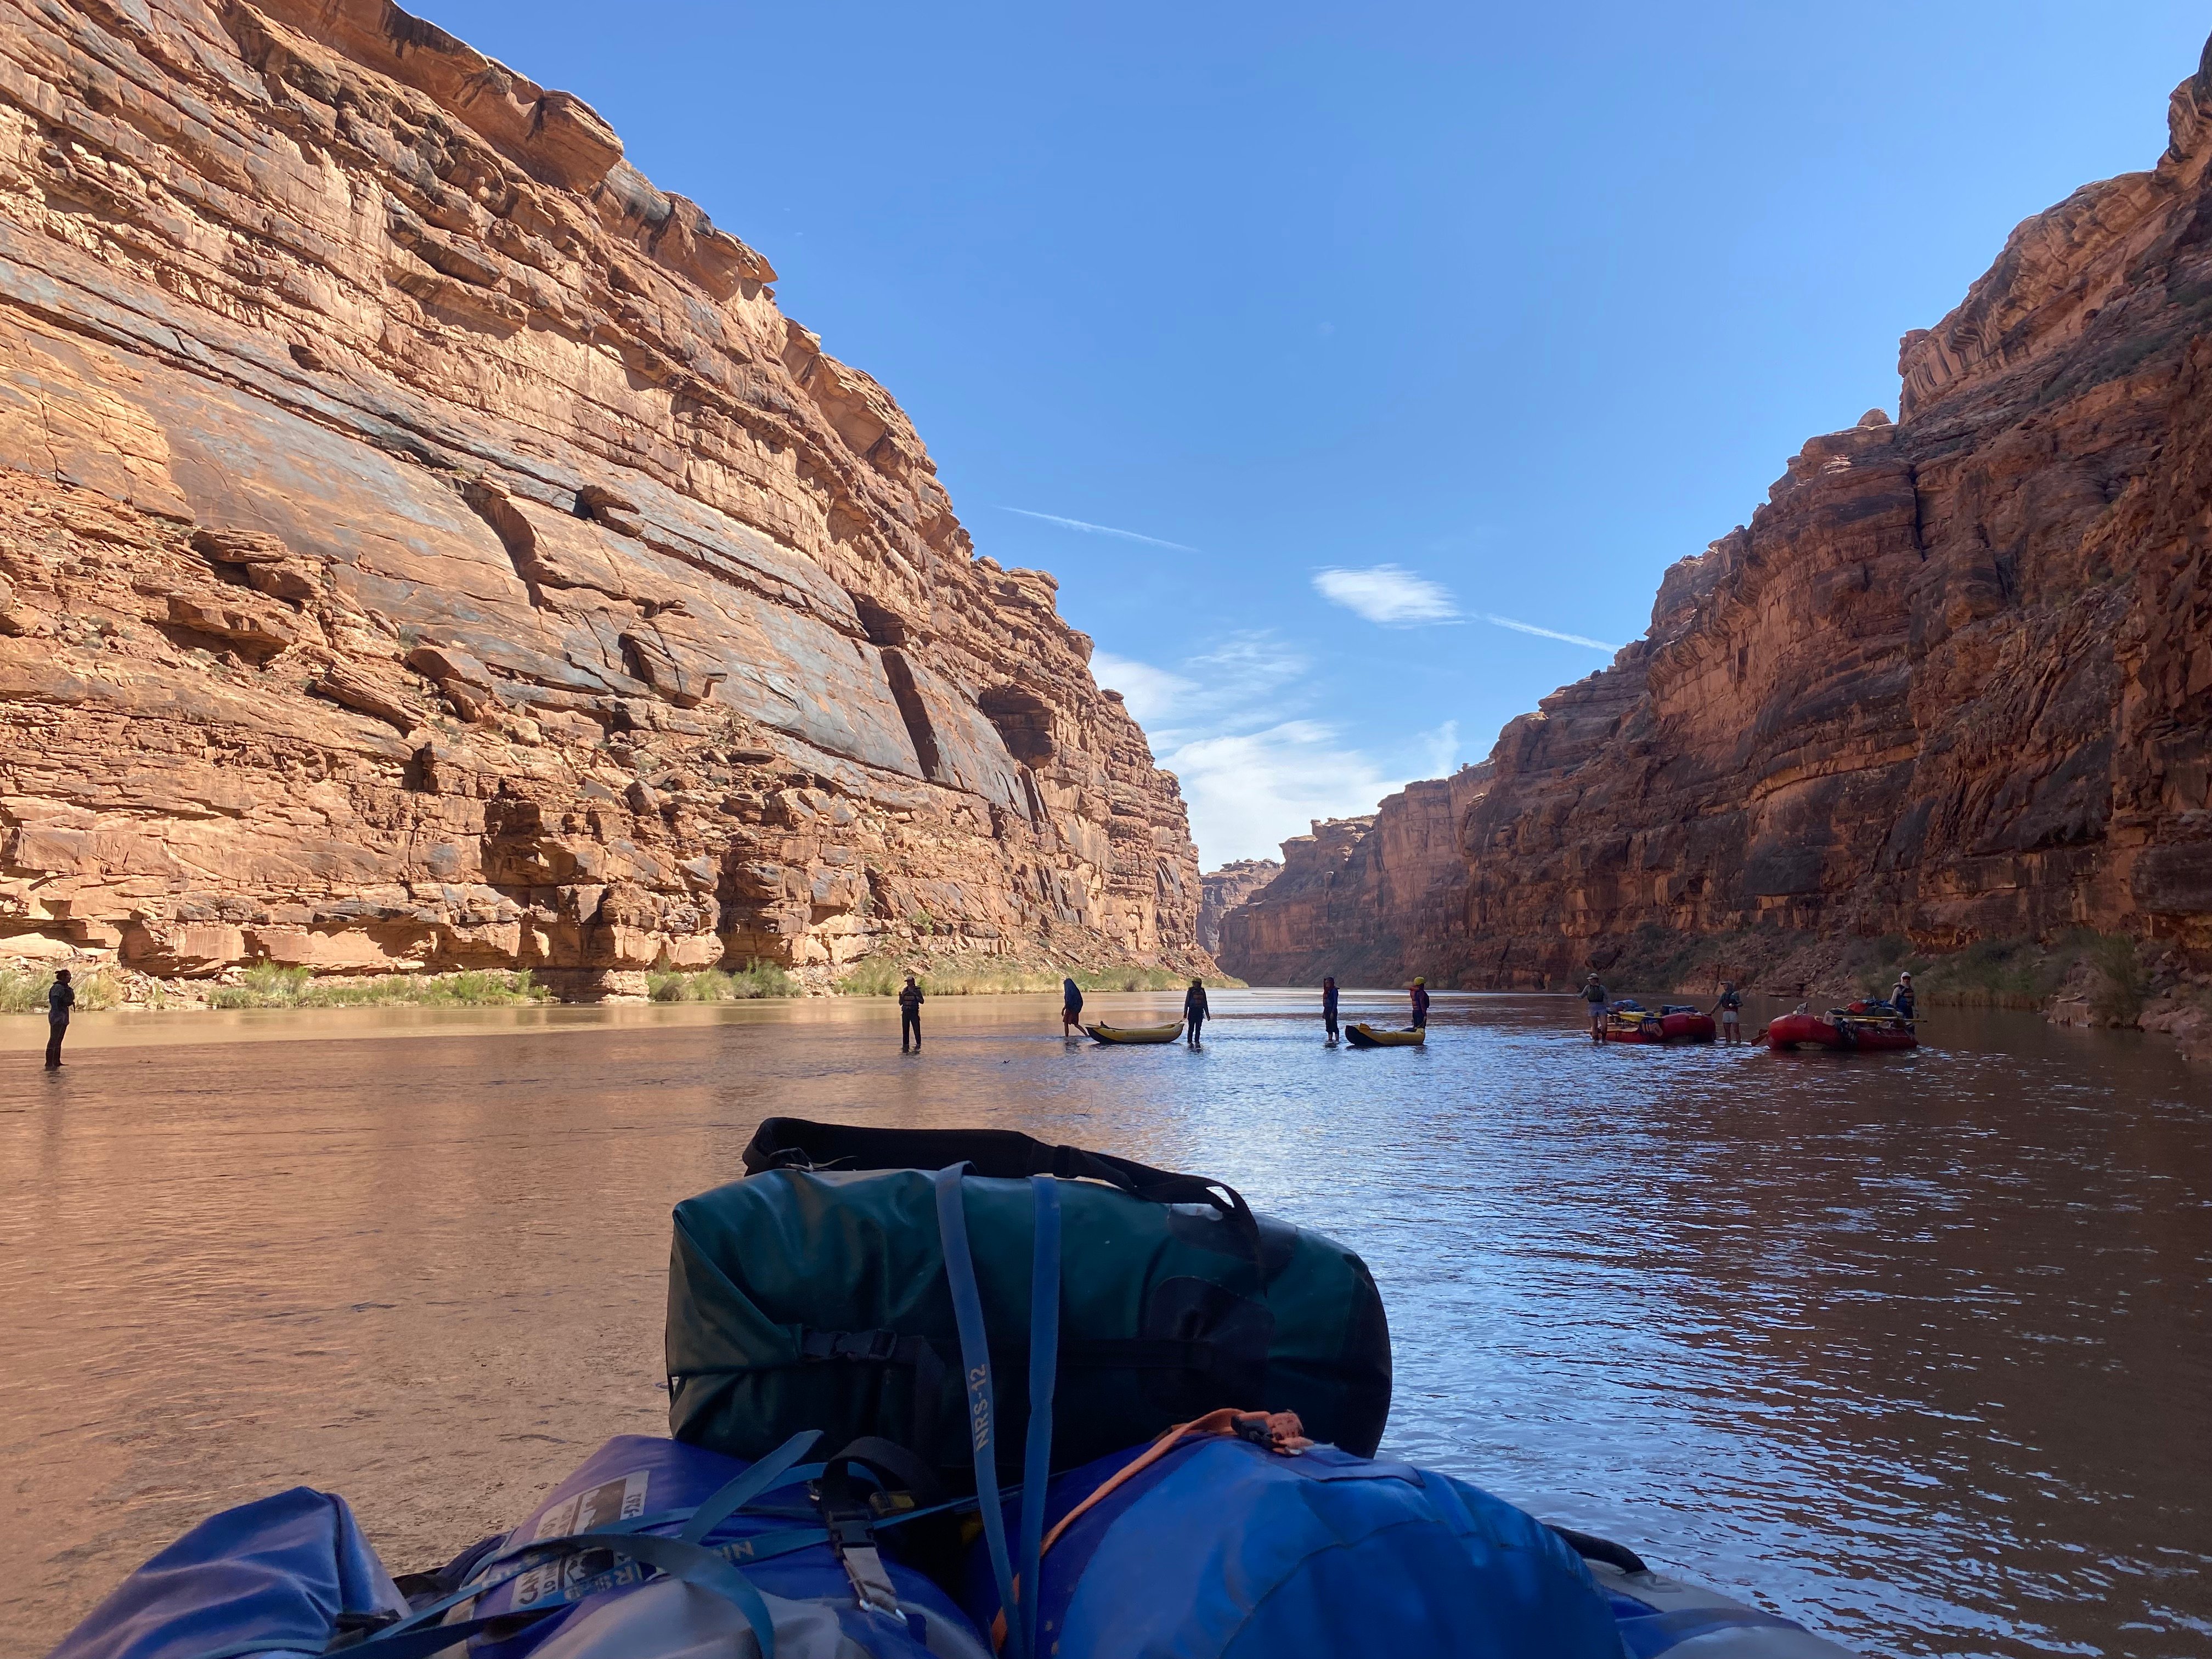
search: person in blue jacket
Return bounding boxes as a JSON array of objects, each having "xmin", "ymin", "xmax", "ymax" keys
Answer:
[
  {"xmin": 1321, "ymin": 975, "xmax": 1340, "ymax": 1042},
  {"xmin": 1062, "ymin": 975, "xmax": 1085, "ymax": 1035}
]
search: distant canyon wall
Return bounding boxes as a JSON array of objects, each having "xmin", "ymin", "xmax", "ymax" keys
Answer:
[
  {"xmin": 1222, "ymin": 37, "xmax": 2212, "ymax": 988},
  {"xmin": 1195, "ymin": 858, "xmax": 1278, "ymax": 956},
  {"xmin": 0, "ymin": 0, "xmax": 1205, "ymax": 992}
]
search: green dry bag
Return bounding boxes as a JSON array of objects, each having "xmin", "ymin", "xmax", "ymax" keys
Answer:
[{"xmin": 665, "ymin": 1120, "xmax": 1391, "ymax": 1481}]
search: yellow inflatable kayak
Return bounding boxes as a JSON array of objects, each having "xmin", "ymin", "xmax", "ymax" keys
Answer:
[
  {"xmin": 1344, "ymin": 1023, "xmax": 1425, "ymax": 1048},
  {"xmin": 1086, "ymin": 1022, "xmax": 1185, "ymax": 1045}
]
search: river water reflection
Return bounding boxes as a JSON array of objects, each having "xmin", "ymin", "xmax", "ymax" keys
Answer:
[{"xmin": 4, "ymin": 990, "xmax": 2207, "ymax": 1657}]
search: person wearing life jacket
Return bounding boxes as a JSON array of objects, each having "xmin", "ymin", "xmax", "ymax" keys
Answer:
[
  {"xmin": 1321, "ymin": 976, "xmax": 1340, "ymax": 1042},
  {"xmin": 1062, "ymin": 975, "xmax": 1085, "ymax": 1036},
  {"xmin": 1184, "ymin": 978, "xmax": 1210, "ymax": 1045},
  {"xmin": 1409, "ymin": 978, "xmax": 1430, "ymax": 1029},
  {"xmin": 1891, "ymin": 971, "xmax": 1916, "ymax": 1023},
  {"xmin": 1582, "ymin": 973, "xmax": 1607, "ymax": 1041},
  {"xmin": 1713, "ymin": 980, "xmax": 1743, "ymax": 1043},
  {"xmin": 898, "ymin": 973, "xmax": 924, "ymax": 1053}
]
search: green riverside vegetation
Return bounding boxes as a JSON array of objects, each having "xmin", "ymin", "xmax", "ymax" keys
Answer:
[
  {"xmin": 1853, "ymin": 929, "xmax": 2149, "ymax": 1019},
  {"xmin": 0, "ymin": 965, "xmax": 121, "ymax": 1013},
  {"xmin": 646, "ymin": 962, "xmax": 801, "ymax": 1001},
  {"xmin": 832, "ymin": 953, "xmax": 1241, "ymax": 996},
  {"xmin": 206, "ymin": 965, "xmax": 552, "ymax": 1009}
]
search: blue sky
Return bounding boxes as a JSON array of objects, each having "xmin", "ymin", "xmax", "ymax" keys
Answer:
[{"xmin": 430, "ymin": 1, "xmax": 2207, "ymax": 865}]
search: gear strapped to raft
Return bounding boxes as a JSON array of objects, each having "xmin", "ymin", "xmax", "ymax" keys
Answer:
[
  {"xmin": 667, "ymin": 1121, "xmax": 1392, "ymax": 1481},
  {"xmin": 50, "ymin": 1128, "xmax": 1853, "ymax": 1659}
]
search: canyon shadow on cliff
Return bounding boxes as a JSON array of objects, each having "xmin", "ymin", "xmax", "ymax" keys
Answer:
[{"xmin": 1221, "ymin": 36, "xmax": 2212, "ymax": 991}]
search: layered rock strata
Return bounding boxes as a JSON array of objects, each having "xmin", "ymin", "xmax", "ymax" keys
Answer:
[
  {"xmin": 0, "ymin": 0, "xmax": 1205, "ymax": 992},
  {"xmin": 1222, "ymin": 39, "xmax": 2212, "ymax": 989},
  {"xmin": 1195, "ymin": 859, "xmax": 1278, "ymax": 956}
]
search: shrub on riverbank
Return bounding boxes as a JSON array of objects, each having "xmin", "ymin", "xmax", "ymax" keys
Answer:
[
  {"xmin": 832, "ymin": 953, "xmax": 1240, "ymax": 996},
  {"xmin": 1848, "ymin": 930, "xmax": 2145, "ymax": 1009},
  {"xmin": 205, "ymin": 965, "xmax": 551, "ymax": 1008},
  {"xmin": 0, "ymin": 965, "xmax": 122, "ymax": 1013},
  {"xmin": 647, "ymin": 962, "xmax": 799, "ymax": 1001}
]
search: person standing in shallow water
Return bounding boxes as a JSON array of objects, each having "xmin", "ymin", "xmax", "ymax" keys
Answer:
[
  {"xmin": 898, "ymin": 973, "xmax": 923, "ymax": 1053},
  {"xmin": 1184, "ymin": 978, "xmax": 1210, "ymax": 1045},
  {"xmin": 1061, "ymin": 975, "xmax": 1084, "ymax": 1036},
  {"xmin": 1409, "ymin": 977, "xmax": 1430, "ymax": 1030},
  {"xmin": 1713, "ymin": 980, "xmax": 1743, "ymax": 1043},
  {"xmin": 1583, "ymin": 973, "xmax": 1608, "ymax": 1041},
  {"xmin": 1321, "ymin": 976, "xmax": 1340, "ymax": 1042},
  {"xmin": 46, "ymin": 968, "xmax": 74, "ymax": 1069}
]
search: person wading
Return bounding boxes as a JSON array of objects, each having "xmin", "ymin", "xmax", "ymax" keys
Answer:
[
  {"xmin": 46, "ymin": 967, "xmax": 74, "ymax": 1069},
  {"xmin": 1409, "ymin": 977, "xmax": 1430, "ymax": 1030},
  {"xmin": 898, "ymin": 973, "xmax": 924, "ymax": 1053},
  {"xmin": 1582, "ymin": 973, "xmax": 1608, "ymax": 1041},
  {"xmin": 1184, "ymin": 977, "xmax": 1210, "ymax": 1045},
  {"xmin": 1713, "ymin": 980, "xmax": 1743, "ymax": 1044},
  {"xmin": 1061, "ymin": 975, "xmax": 1085, "ymax": 1036},
  {"xmin": 1321, "ymin": 975, "xmax": 1340, "ymax": 1043}
]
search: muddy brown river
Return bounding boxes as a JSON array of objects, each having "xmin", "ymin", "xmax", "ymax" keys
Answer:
[{"xmin": 4, "ymin": 990, "xmax": 2207, "ymax": 1657}]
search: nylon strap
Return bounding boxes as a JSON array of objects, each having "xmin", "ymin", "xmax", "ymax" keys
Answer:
[
  {"xmin": 1017, "ymin": 1175, "xmax": 1062, "ymax": 1659},
  {"xmin": 681, "ymin": 1429, "xmax": 822, "ymax": 1544},
  {"xmin": 935, "ymin": 1163, "xmax": 1024, "ymax": 1659}
]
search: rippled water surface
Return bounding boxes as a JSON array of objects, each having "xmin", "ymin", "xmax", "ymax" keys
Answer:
[{"xmin": 4, "ymin": 991, "xmax": 2208, "ymax": 1656}]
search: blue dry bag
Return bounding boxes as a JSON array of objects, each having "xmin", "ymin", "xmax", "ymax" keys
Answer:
[{"xmin": 960, "ymin": 1434, "xmax": 1626, "ymax": 1659}]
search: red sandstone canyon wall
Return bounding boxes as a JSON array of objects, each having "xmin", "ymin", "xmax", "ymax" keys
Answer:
[
  {"xmin": 0, "ymin": 0, "xmax": 1206, "ymax": 992},
  {"xmin": 1222, "ymin": 38, "xmax": 2212, "ymax": 989},
  {"xmin": 1195, "ymin": 858, "xmax": 1279, "ymax": 957}
]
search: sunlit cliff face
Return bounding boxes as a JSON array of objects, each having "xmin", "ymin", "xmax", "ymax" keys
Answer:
[{"xmin": 0, "ymin": 0, "xmax": 1210, "ymax": 993}]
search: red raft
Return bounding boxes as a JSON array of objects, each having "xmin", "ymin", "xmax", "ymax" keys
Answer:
[
  {"xmin": 1600, "ymin": 1003, "xmax": 1717, "ymax": 1043},
  {"xmin": 1767, "ymin": 1006, "xmax": 1918, "ymax": 1052}
]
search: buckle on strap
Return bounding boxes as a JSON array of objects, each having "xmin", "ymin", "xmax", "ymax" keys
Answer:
[{"xmin": 817, "ymin": 1497, "xmax": 908, "ymax": 1623}]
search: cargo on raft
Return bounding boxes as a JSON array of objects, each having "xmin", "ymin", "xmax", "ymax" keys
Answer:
[
  {"xmin": 1768, "ymin": 1002, "xmax": 1920, "ymax": 1052},
  {"xmin": 1601, "ymin": 1000, "xmax": 1718, "ymax": 1043},
  {"xmin": 49, "ymin": 1121, "xmax": 1857, "ymax": 1659}
]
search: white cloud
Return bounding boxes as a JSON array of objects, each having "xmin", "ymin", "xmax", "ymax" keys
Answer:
[
  {"xmin": 1312, "ymin": 565, "xmax": 1621, "ymax": 651},
  {"xmin": 1091, "ymin": 634, "xmax": 1424, "ymax": 862},
  {"xmin": 995, "ymin": 506, "xmax": 1199, "ymax": 551},
  {"xmin": 1312, "ymin": 563, "xmax": 1459, "ymax": 625},
  {"xmin": 1419, "ymin": 719, "xmax": 1460, "ymax": 778},
  {"xmin": 1090, "ymin": 651, "xmax": 1198, "ymax": 725},
  {"xmin": 1165, "ymin": 722, "xmax": 1407, "ymax": 864}
]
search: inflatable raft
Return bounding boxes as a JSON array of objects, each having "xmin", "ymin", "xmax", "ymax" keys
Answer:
[
  {"xmin": 1768, "ymin": 1006, "xmax": 1917, "ymax": 1052},
  {"xmin": 1344, "ymin": 1022, "xmax": 1425, "ymax": 1047},
  {"xmin": 51, "ymin": 1430, "xmax": 1855, "ymax": 1659},
  {"xmin": 1084, "ymin": 1020, "xmax": 1182, "ymax": 1044},
  {"xmin": 1600, "ymin": 1002, "xmax": 1716, "ymax": 1043}
]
